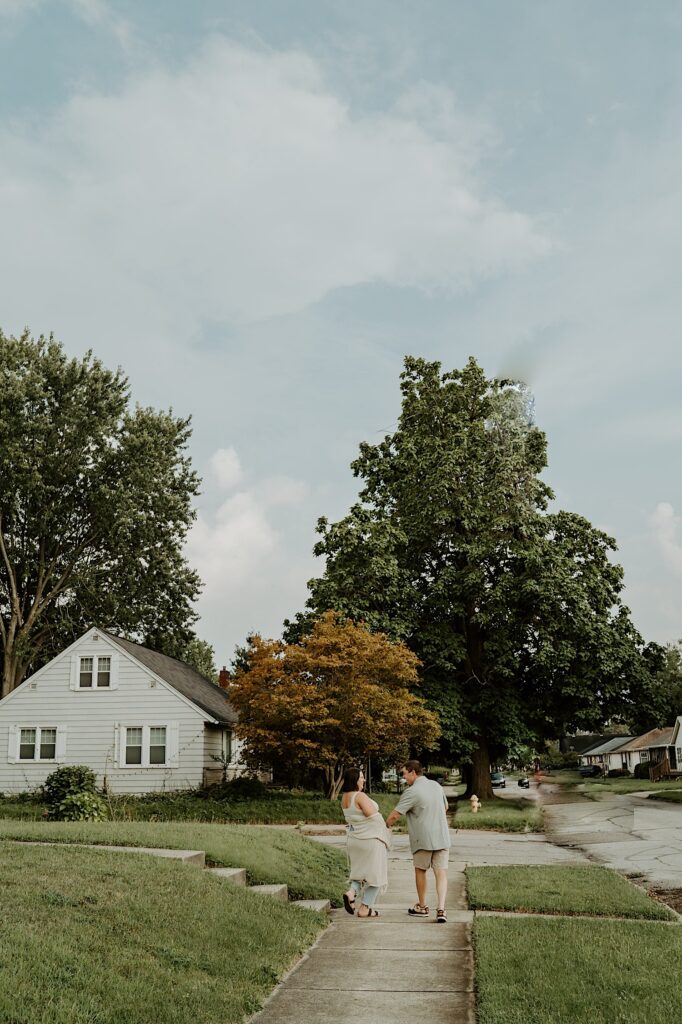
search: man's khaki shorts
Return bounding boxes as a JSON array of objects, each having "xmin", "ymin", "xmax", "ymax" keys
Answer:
[{"xmin": 413, "ymin": 849, "xmax": 449, "ymax": 871}]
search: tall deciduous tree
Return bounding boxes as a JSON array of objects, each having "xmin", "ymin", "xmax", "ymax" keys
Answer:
[
  {"xmin": 230, "ymin": 611, "xmax": 440, "ymax": 798},
  {"xmin": 289, "ymin": 357, "xmax": 652, "ymax": 798},
  {"xmin": 0, "ymin": 329, "xmax": 202, "ymax": 694}
]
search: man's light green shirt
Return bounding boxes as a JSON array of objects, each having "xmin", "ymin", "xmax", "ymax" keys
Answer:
[{"xmin": 395, "ymin": 776, "xmax": 451, "ymax": 853}]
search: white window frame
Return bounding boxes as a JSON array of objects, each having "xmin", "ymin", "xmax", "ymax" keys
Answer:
[
  {"xmin": 640, "ymin": 751, "xmax": 649, "ymax": 762},
  {"xmin": 116, "ymin": 723, "xmax": 179, "ymax": 769},
  {"xmin": 70, "ymin": 651, "xmax": 119, "ymax": 691},
  {"xmin": 8, "ymin": 724, "xmax": 67, "ymax": 764}
]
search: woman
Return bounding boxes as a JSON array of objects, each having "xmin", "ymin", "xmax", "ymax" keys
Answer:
[{"xmin": 341, "ymin": 767, "xmax": 390, "ymax": 918}]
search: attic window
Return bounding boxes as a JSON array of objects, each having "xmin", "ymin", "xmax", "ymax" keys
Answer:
[{"xmin": 79, "ymin": 656, "xmax": 111, "ymax": 688}]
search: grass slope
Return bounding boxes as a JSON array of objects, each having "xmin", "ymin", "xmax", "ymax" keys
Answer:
[
  {"xmin": 467, "ymin": 865, "xmax": 675, "ymax": 920},
  {"xmin": 475, "ymin": 915, "xmax": 682, "ymax": 1024},
  {"xmin": 0, "ymin": 820, "xmax": 347, "ymax": 902},
  {"xmin": 647, "ymin": 789, "xmax": 682, "ymax": 802},
  {"xmin": 0, "ymin": 842, "xmax": 325, "ymax": 1024}
]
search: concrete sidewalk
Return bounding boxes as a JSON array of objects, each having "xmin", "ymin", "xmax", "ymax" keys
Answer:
[{"xmin": 252, "ymin": 855, "xmax": 475, "ymax": 1024}]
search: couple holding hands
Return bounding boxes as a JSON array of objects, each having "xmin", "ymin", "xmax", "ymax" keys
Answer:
[{"xmin": 341, "ymin": 759, "xmax": 451, "ymax": 922}]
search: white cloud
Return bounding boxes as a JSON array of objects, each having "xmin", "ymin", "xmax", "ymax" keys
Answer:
[
  {"xmin": 0, "ymin": 37, "xmax": 547, "ymax": 349},
  {"xmin": 209, "ymin": 447, "xmax": 243, "ymax": 490},
  {"xmin": 652, "ymin": 502, "xmax": 682, "ymax": 575}
]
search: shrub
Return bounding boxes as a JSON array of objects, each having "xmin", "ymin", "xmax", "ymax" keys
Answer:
[
  {"xmin": 634, "ymin": 762, "xmax": 652, "ymax": 780},
  {"xmin": 56, "ymin": 792, "xmax": 107, "ymax": 821},
  {"xmin": 44, "ymin": 766, "xmax": 99, "ymax": 820},
  {"xmin": 201, "ymin": 776, "xmax": 269, "ymax": 802},
  {"xmin": 607, "ymin": 768, "xmax": 631, "ymax": 778}
]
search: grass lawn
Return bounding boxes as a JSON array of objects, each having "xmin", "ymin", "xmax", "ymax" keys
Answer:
[
  {"xmin": 583, "ymin": 777, "xmax": 682, "ymax": 795},
  {"xmin": 648, "ymin": 788, "xmax": 682, "ymax": 802},
  {"xmin": 467, "ymin": 865, "xmax": 675, "ymax": 920},
  {"xmin": 454, "ymin": 796, "xmax": 543, "ymax": 832},
  {"xmin": 0, "ymin": 841, "xmax": 325, "ymax": 1024},
  {"xmin": 474, "ymin": 915, "xmax": 682, "ymax": 1024},
  {"xmin": 0, "ymin": 819, "xmax": 347, "ymax": 903},
  {"xmin": 538, "ymin": 770, "xmax": 583, "ymax": 785},
  {"xmin": 0, "ymin": 790, "xmax": 401, "ymax": 824}
]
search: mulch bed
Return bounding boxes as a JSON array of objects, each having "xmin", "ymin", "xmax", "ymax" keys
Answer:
[{"xmin": 650, "ymin": 888, "xmax": 682, "ymax": 914}]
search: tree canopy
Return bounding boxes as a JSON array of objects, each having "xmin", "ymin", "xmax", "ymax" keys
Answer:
[
  {"xmin": 0, "ymin": 329, "xmax": 203, "ymax": 694},
  {"xmin": 287, "ymin": 356, "xmax": 655, "ymax": 797},
  {"xmin": 229, "ymin": 611, "xmax": 441, "ymax": 798}
]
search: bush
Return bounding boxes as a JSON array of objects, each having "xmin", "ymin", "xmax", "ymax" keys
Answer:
[
  {"xmin": 607, "ymin": 768, "xmax": 631, "ymax": 778},
  {"xmin": 56, "ymin": 792, "xmax": 107, "ymax": 821},
  {"xmin": 200, "ymin": 776, "xmax": 269, "ymax": 802},
  {"xmin": 634, "ymin": 762, "xmax": 652, "ymax": 780},
  {"xmin": 44, "ymin": 766, "xmax": 100, "ymax": 820}
]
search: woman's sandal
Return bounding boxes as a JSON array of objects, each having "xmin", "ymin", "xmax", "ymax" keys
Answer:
[
  {"xmin": 408, "ymin": 904, "xmax": 430, "ymax": 916},
  {"xmin": 357, "ymin": 907, "xmax": 379, "ymax": 918},
  {"xmin": 436, "ymin": 909, "xmax": 447, "ymax": 924},
  {"xmin": 343, "ymin": 890, "xmax": 356, "ymax": 915}
]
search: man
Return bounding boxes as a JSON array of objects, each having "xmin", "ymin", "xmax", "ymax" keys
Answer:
[{"xmin": 385, "ymin": 760, "xmax": 450, "ymax": 923}]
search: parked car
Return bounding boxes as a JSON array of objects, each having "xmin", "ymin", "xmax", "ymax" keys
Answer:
[
  {"xmin": 579, "ymin": 764, "xmax": 602, "ymax": 777},
  {"xmin": 491, "ymin": 771, "xmax": 506, "ymax": 788},
  {"xmin": 517, "ymin": 776, "xmax": 530, "ymax": 788}
]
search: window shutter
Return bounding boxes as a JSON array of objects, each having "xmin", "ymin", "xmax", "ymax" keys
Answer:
[
  {"xmin": 114, "ymin": 724, "xmax": 123, "ymax": 768},
  {"xmin": 69, "ymin": 655, "xmax": 79, "ymax": 691},
  {"xmin": 108, "ymin": 651, "xmax": 120, "ymax": 690},
  {"xmin": 7, "ymin": 725, "xmax": 18, "ymax": 763},
  {"xmin": 167, "ymin": 723, "xmax": 180, "ymax": 768},
  {"xmin": 55, "ymin": 725, "xmax": 67, "ymax": 762}
]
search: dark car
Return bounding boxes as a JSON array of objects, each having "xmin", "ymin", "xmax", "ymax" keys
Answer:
[
  {"xmin": 579, "ymin": 764, "xmax": 602, "ymax": 777},
  {"xmin": 491, "ymin": 771, "xmax": 506, "ymax": 788},
  {"xmin": 517, "ymin": 776, "xmax": 530, "ymax": 788}
]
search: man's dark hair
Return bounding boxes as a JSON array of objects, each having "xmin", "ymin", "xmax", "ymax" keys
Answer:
[
  {"xmin": 403, "ymin": 759, "xmax": 423, "ymax": 775},
  {"xmin": 341, "ymin": 768, "xmax": 362, "ymax": 793}
]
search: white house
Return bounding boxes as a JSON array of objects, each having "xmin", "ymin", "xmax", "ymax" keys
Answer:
[
  {"xmin": 579, "ymin": 736, "xmax": 634, "ymax": 773},
  {"xmin": 0, "ymin": 627, "xmax": 244, "ymax": 795}
]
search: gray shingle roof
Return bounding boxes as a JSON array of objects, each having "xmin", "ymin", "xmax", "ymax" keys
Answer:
[
  {"xmin": 581, "ymin": 736, "xmax": 634, "ymax": 757},
  {"xmin": 103, "ymin": 632, "xmax": 237, "ymax": 725},
  {"xmin": 616, "ymin": 728, "xmax": 674, "ymax": 752}
]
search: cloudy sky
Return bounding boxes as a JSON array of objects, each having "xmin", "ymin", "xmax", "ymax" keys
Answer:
[{"xmin": 2, "ymin": 1, "xmax": 681, "ymax": 663}]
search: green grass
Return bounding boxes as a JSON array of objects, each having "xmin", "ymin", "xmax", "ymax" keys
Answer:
[
  {"xmin": 648, "ymin": 788, "xmax": 682, "ymax": 802},
  {"xmin": 475, "ymin": 915, "xmax": 682, "ymax": 1024},
  {"xmin": 0, "ymin": 841, "xmax": 325, "ymax": 1024},
  {"xmin": 0, "ymin": 790, "xmax": 401, "ymax": 824},
  {"xmin": 0, "ymin": 819, "xmax": 347, "ymax": 903},
  {"xmin": 467, "ymin": 865, "xmax": 675, "ymax": 920},
  {"xmin": 454, "ymin": 796, "xmax": 543, "ymax": 832},
  {"xmin": 538, "ymin": 770, "xmax": 583, "ymax": 785},
  {"xmin": 582, "ymin": 777, "xmax": 676, "ymax": 795}
]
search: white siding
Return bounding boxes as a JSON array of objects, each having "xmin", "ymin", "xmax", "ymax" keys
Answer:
[{"xmin": 0, "ymin": 631, "xmax": 220, "ymax": 795}]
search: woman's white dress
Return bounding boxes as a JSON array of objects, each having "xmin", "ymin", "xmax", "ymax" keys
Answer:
[{"xmin": 342, "ymin": 791, "xmax": 390, "ymax": 889}]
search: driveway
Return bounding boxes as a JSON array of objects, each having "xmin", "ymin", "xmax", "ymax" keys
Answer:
[{"xmin": 543, "ymin": 791, "xmax": 682, "ymax": 888}]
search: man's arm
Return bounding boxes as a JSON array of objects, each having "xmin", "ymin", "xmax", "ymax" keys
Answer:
[
  {"xmin": 385, "ymin": 807, "xmax": 402, "ymax": 828},
  {"xmin": 386, "ymin": 783, "xmax": 417, "ymax": 827}
]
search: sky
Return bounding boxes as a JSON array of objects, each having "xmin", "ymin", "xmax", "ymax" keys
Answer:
[{"xmin": 1, "ymin": 1, "xmax": 681, "ymax": 665}]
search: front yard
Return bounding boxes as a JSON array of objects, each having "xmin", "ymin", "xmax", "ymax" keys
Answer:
[
  {"xmin": 454, "ymin": 796, "xmax": 543, "ymax": 832},
  {"xmin": 0, "ymin": 841, "xmax": 326, "ymax": 1024}
]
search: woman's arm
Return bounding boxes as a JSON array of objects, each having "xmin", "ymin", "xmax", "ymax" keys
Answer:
[{"xmin": 355, "ymin": 791, "xmax": 378, "ymax": 817}]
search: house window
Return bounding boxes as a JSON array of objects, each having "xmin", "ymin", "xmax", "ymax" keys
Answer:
[
  {"xmin": 19, "ymin": 727, "xmax": 57, "ymax": 761},
  {"xmin": 97, "ymin": 656, "xmax": 111, "ymax": 687},
  {"xmin": 125, "ymin": 727, "xmax": 143, "ymax": 765},
  {"xmin": 123, "ymin": 726, "xmax": 170, "ymax": 767},
  {"xmin": 149, "ymin": 727, "xmax": 166, "ymax": 765},
  {"xmin": 79, "ymin": 657, "xmax": 94, "ymax": 687},
  {"xmin": 640, "ymin": 751, "xmax": 649, "ymax": 762}
]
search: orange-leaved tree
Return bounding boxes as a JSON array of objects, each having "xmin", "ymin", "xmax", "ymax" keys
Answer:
[{"xmin": 229, "ymin": 611, "xmax": 441, "ymax": 799}]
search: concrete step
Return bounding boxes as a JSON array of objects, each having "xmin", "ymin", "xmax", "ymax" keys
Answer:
[
  {"xmin": 18, "ymin": 841, "xmax": 206, "ymax": 867},
  {"xmin": 292, "ymin": 898, "xmax": 331, "ymax": 913},
  {"xmin": 250, "ymin": 883, "xmax": 288, "ymax": 901},
  {"xmin": 206, "ymin": 867, "xmax": 247, "ymax": 886}
]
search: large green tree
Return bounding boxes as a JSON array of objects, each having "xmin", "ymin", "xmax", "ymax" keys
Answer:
[
  {"xmin": 288, "ymin": 357, "xmax": 653, "ymax": 797},
  {"xmin": 0, "ymin": 329, "xmax": 202, "ymax": 695}
]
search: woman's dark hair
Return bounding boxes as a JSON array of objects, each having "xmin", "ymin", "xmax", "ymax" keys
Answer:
[{"xmin": 341, "ymin": 768, "xmax": 362, "ymax": 793}]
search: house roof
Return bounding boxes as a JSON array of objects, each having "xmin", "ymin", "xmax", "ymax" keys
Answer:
[
  {"xmin": 103, "ymin": 632, "xmax": 237, "ymax": 725},
  {"xmin": 566, "ymin": 734, "xmax": 612, "ymax": 754},
  {"xmin": 616, "ymin": 728, "xmax": 674, "ymax": 752},
  {"xmin": 580, "ymin": 736, "xmax": 634, "ymax": 757}
]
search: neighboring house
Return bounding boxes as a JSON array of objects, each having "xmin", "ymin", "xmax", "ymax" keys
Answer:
[
  {"xmin": 0, "ymin": 627, "xmax": 245, "ymax": 795},
  {"xmin": 578, "ymin": 736, "xmax": 634, "ymax": 773},
  {"xmin": 614, "ymin": 728, "xmax": 674, "ymax": 774},
  {"xmin": 645, "ymin": 717, "xmax": 682, "ymax": 780}
]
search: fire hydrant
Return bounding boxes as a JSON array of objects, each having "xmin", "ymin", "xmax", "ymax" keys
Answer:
[{"xmin": 469, "ymin": 794, "xmax": 481, "ymax": 813}]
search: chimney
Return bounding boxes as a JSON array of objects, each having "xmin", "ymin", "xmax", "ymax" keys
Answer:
[{"xmin": 218, "ymin": 666, "xmax": 231, "ymax": 690}]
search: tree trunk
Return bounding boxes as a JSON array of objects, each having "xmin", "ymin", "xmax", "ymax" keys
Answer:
[
  {"xmin": 323, "ymin": 763, "xmax": 345, "ymax": 800},
  {"xmin": 468, "ymin": 739, "xmax": 494, "ymax": 800}
]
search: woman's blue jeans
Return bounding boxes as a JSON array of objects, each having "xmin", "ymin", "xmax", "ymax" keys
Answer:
[{"xmin": 351, "ymin": 879, "xmax": 380, "ymax": 908}]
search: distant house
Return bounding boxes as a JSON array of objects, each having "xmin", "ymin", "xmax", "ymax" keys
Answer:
[
  {"xmin": 578, "ymin": 719, "xmax": 682, "ymax": 779},
  {"xmin": 0, "ymin": 627, "xmax": 246, "ymax": 795},
  {"xmin": 578, "ymin": 736, "xmax": 634, "ymax": 773}
]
